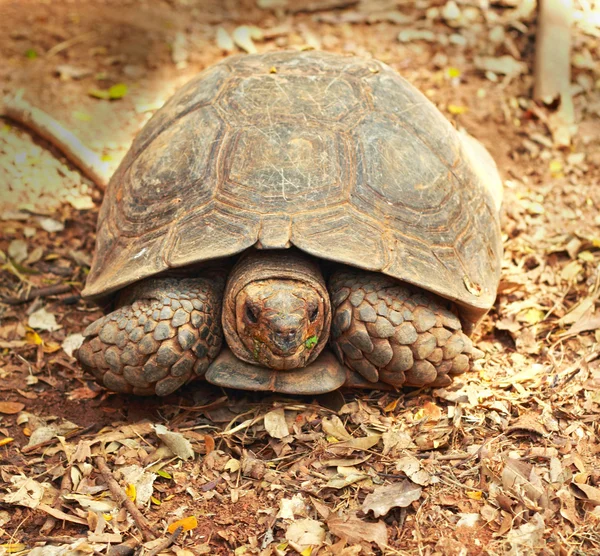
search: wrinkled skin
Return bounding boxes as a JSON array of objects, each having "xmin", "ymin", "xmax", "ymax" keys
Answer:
[{"xmin": 234, "ymin": 279, "xmax": 326, "ymax": 370}]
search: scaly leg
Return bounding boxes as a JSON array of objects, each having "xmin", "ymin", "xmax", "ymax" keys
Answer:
[
  {"xmin": 329, "ymin": 270, "xmax": 478, "ymax": 389},
  {"xmin": 77, "ymin": 277, "xmax": 223, "ymax": 396}
]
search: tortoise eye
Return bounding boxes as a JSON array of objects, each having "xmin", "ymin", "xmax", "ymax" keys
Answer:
[
  {"xmin": 245, "ymin": 303, "xmax": 259, "ymax": 324},
  {"xmin": 308, "ymin": 304, "xmax": 319, "ymax": 323}
]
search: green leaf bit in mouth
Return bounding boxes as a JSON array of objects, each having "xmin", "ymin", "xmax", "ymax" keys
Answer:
[{"xmin": 304, "ymin": 335, "xmax": 318, "ymax": 349}]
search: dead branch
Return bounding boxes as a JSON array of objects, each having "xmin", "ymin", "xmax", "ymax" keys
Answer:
[
  {"xmin": 2, "ymin": 284, "xmax": 73, "ymax": 305},
  {"xmin": 145, "ymin": 527, "xmax": 183, "ymax": 556},
  {"xmin": 0, "ymin": 91, "xmax": 110, "ymax": 190},
  {"xmin": 95, "ymin": 456, "xmax": 157, "ymax": 542}
]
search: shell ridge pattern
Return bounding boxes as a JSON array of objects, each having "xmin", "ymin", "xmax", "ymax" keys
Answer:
[{"xmin": 85, "ymin": 51, "xmax": 501, "ymax": 318}]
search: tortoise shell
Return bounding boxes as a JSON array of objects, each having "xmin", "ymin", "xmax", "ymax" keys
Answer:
[{"xmin": 83, "ymin": 51, "xmax": 502, "ymax": 326}]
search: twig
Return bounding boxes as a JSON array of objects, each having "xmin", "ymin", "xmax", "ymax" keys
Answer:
[
  {"xmin": 106, "ymin": 538, "xmax": 139, "ymax": 556},
  {"xmin": 95, "ymin": 456, "xmax": 157, "ymax": 542},
  {"xmin": 0, "ymin": 91, "xmax": 110, "ymax": 189},
  {"xmin": 2, "ymin": 284, "xmax": 73, "ymax": 305},
  {"xmin": 146, "ymin": 527, "xmax": 183, "ymax": 556}
]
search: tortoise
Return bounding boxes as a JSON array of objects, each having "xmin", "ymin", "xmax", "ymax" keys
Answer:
[{"xmin": 76, "ymin": 51, "xmax": 503, "ymax": 397}]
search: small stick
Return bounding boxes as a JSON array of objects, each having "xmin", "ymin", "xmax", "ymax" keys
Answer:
[
  {"xmin": 0, "ymin": 91, "xmax": 110, "ymax": 189},
  {"xmin": 95, "ymin": 456, "xmax": 157, "ymax": 542},
  {"xmin": 2, "ymin": 284, "xmax": 73, "ymax": 305},
  {"xmin": 146, "ymin": 527, "xmax": 184, "ymax": 556}
]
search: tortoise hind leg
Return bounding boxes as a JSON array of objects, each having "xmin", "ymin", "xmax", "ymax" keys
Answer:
[
  {"xmin": 328, "ymin": 269, "xmax": 479, "ymax": 389},
  {"xmin": 76, "ymin": 277, "xmax": 223, "ymax": 396}
]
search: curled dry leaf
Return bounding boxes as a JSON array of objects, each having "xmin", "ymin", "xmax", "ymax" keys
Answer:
[
  {"xmin": 153, "ymin": 424, "xmax": 194, "ymax": 461},
  {"xmin": 570, "ymin": 482, "xmax": 600, "ymax": 506},
  {"xmin": 362, "ymin": 479, "xmax": 422, "ymax": 518}
]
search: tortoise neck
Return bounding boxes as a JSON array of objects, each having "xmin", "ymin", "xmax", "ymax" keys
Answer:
[{"xmin": 228, "ymin": 249, "xmax": 325, "ymax": 289}]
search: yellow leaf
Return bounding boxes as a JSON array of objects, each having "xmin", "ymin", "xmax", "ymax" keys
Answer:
[
  {"xmin": 151, "ymin": 496, "xmax": 161, "ymax": 505},
  {"xmin": 301, "ymin": 547, "xmax": 313, "ymax": 556},
  {"xmin": 0, "ymin": 437, "xmax": 14, "ymax": 446},
  {"xmin": 168, "ymin": 515, "xmax": 198, "ymax": 533},
  {"xmin": 384, "ymin": 398, "xmax": 400, "ymax": 412},
  {"xmin": 103, "ymin": 513, "xmax": 113, "ymax": 521},
  {"xmin": 592, "ymin": 238, "xmax": 600, "ymax": 248},
  {"xmin": 549, "ymin": 159, "xmax": 563, "ymax": 177},
  {"xmin": 522, "ymin": 308, "xmax": 545, "ymax": 325},
  {"xmin": 25, "ymin": 329, "xmax": 43, "ymax": 345},
  {"xmin": 73, "ymin": 110, "xmax": 92, "ymax": 122},
  {"xmin": 446, "ymin": 67, "xmax": 461, "ymax": 78},
  {"xmin": 466, "ymin": 490, "xmax": 483, "ymax": 500},
  {"xmin": 578, "ymin": 251, "xmax": 595, "ymax": 262},
  {"xmin": 2, "ymin": 543, "xmax": 27, "ymax": 553},
  {"xmin": 448, "ymin": 104, "xmax": 468, "ymax": 115},
  {"xmin": 126, "ymin": 483, "xmax": 136, "ymax": 502},
  {"xmin": 43, "ymin": 342, "xmax": 61, "ymax": 353},
  {"xmin": 326, "ymin": 436, "xmax": 340, "ymax": 443}
]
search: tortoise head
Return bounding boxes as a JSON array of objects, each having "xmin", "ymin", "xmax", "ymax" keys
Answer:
[{"xmin": 222, "ymin": 250, "xmax": 331, "ymax": 370}]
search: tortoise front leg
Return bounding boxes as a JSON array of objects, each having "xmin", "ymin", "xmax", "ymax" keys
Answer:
[
  {"xmin": 328, "ymin": 270, "xmax": 478, "ymax": 389},
  {"xmin": 77, "ymin": 277, "xmax": 223, "ymax": 396}
]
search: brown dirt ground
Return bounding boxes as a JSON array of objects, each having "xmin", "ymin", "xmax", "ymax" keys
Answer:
[{"xmin": 0, "ymin": 1, "xmax": 599, "ymax": 555}]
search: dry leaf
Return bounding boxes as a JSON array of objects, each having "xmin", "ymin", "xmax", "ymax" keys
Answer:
[
  {"xmin": 362, "ymin": 480, "xmax": 422, "ymax": 517},
  {"xmin": 321, "ymin": 415, "xmax": 352, "ymax": 440},
  {"xmin": 570, "ymin": 482, "xmax": 600, "ymax": 506},
  {"xmin": 28, "ymin": 308, "xmax": 61, "ymax": 332},
  {"xmin": 277, "ymin": 494, "xmax": 307, "ymax": 520},
  {"xmin": 62, "ymin": 333, "xmax": 84, "ymax": 357},
  {"xmin": 264, "ymin": 408, "xmax": 290, "ymax": 439},
  {"xmin": 168, "ymin": 515, "xmax": 198, "ymax": 533},
  {"xmin": 216, "ymin": 27, "xmax": 234, "ymax": 51},
  {"xmin": 0, "ymin": 402, "xmax": 25, "ymax": 415},
  {"xmin": 154, "ymin": 424, "xmax": 194, "ymax": 460},
  {"xmin": 285, "ymin": 518, "xmax": 325, "ymax": 551},
  {"xmin": 327, "ymin": 513, "xmax": 388, "ymax": 550},
  {"xmin": 8, "ymin": 239, "xmax": 27, "ymax": 263}
]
